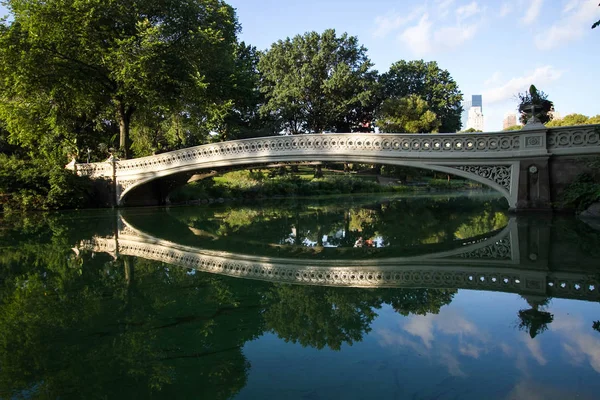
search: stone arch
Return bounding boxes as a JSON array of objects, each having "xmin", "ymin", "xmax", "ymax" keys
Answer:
[{"xmin": 117, "ymin": 156, "xmax": 518, "ymax": 208}]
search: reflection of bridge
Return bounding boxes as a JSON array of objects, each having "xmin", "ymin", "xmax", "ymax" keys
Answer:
[
  {"xmin": 67, "ymin": 125, "xmax": 600, "ymax": 210},
  {"xmin": 80, "ymin": 215, "xmax": 600, "ymax": 302}
]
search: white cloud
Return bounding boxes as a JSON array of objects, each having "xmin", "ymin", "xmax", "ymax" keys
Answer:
[
  {"xmin": 376, "ymin": 1, "xmax": 483, "ymax": 56},
  {"xmin": 535, "ymin": 0, "xmax": 600, "ymax": 50},
  {"xmin": 456, "ymin": 1, "xmax": 480, "ymax": 21},
  {"xmin": 484, "ymin": 71, "xmax": 502, "ymax": 86},
  {"xmin": 399, "ymin": 13, "xmax": 434, "ymax": 56},
  {"xmin": 522, "ymin": 0, "xmax": 544, "ymax": 25},
  {"xmin": 372, "ymin": 6, "xmax": 425, "ymax": 39},
  {"xmin": 399, "ymin": 13, "xmax": 481, "ymax": 56},
  {"xmin": 482, "ymin": 66, "xmax": 563, "ymax": 104},
  {"xmin": 563, "ymin": 0, "xmax": 580, "ymax": 13},
  {"xmin": 500, "ymin": 2, "xmax": 513, "ymax": 17},
  {"xmin": 437, "ymin": 0, "xmax": 456, "ymax": 18}
]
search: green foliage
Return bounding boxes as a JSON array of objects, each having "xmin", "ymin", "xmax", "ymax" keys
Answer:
[
  {"xmin": 546, "ymin": 113, "xmax": 600, "ymax": 127},
  {"xmin": 377, "ymin": 94, "xmax": 440, "ymax": 133},
  {"xmin": 517, "ymin": 85, "xmax": 554, "ymax": 125},
  {"xmin": 461, "ymin": 127, "xmax": 482, "ymax": 133},
  {"xmin": 503, "ymin": 124, "xmax": 522, "ymax": 131},
  {"xmin": 380, "ymin": 60, "xmax": 463, "ymax": 133},
  {"xmin": 258, "ymin": 29, "xmax": 378, "ymax": 133},
  {"xmin": 0, "ymin": 154, "xmax": 96, "ymax": 212},
  {"xmin": 169, "ymin": 170, "xmax": 412, "ymax": 203},
  {"xmin": 0, "ymin": 0, "xmax": 240, "ymax": 158},
  {"xmin": 560, "ymin": 172, "xmax": 600, "ymax": 212}
]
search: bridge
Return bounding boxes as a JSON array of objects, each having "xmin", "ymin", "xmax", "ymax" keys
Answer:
[
  {"xmin": 79, "ymin": 213, "xmax": 600, "ymax": 302},
  {"xmin": 67, "ymin": 124, "xmax": 600, "ymax": 210}
]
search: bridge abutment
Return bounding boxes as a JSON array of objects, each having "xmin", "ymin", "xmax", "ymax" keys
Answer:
[{"xmin": 514, "ymin": 157, "xmax": 552, "ymax": 211}]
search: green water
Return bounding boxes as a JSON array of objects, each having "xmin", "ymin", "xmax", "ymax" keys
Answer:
[{"xmin": 1, "ymin": 193, "xmax": 600, "ymax": 399}]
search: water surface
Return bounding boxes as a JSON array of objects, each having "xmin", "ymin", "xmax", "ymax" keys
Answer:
[{"xmin": 1, "ymin": 193, "xmax": 599, "ymax": 399}]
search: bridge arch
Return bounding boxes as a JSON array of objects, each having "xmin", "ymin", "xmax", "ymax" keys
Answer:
[
  {"xmin": 118, "ymin": 157, "xmax": 515, "ymax": 207},
  {"xmin": 68, "ymin": 126, "xmax": 600, "ymax": 210}
]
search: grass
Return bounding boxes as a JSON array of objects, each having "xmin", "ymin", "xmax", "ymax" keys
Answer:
[{"xmin": 169, "ymin": 167, "xmax": 482, "ymax": 204}]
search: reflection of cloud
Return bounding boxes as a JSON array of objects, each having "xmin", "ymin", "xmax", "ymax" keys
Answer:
[
  {"xmin": 506, "ymin": 380, "xmax": 596, "ymax": 400},
  {"xmin": 519, "ymin": 332, "xmax": 547, "ymax": 365},
  {"xmin": 377, "ymin": 327, "xmax": 427, "ymax": 355},
  {"xmin": 551, "ymin": 312, "xmax": 600, "ymax": 373},
  {"xmin": 441, "ymin": 347, "xmax": 467, "ymax": 377},
  {"xmin": 459, "ymin": 343, "xmax": 484, "ymax": 359},
  {"xmin": 377, "ymin": 307, "xmax": 491, "ymax": 378},
  {"xmin": 500, "ymin": 342, "xmax": 513, "ymax": 356},
  {"xmin": 403, "ymin": 315, "xmax": 435, "ymax": 348}
]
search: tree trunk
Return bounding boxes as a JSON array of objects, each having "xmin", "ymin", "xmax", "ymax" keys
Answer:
[
  {"xmin": 314, "ymin": 164, "xmax": 323, "ymax": 178},
  {"xmin": 118, "ymin": 101, "xmax": 135, "ymax": 159}
]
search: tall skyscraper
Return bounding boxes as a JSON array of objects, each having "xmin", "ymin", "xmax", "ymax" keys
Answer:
[
  {"xmin": 503, "ymin": 113, "xmax": 517, "ymax": 130},
  {"xmin": 465, "ymin": 95, "xmax": 484, "ymax": 131}
]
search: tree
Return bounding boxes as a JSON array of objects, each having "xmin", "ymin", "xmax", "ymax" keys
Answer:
[
  {"xmin": 461, "ymin": 127, "xmax": 482, "ymax": 133},
  {"xmin": 216, "ymin": 42, "xmax": 276, "ymax": 140},
  {"xmin": 0, "ymin": 0, "xmax": 239, "ymax": 159},
  {"xmin": 376, "ymin": 94, "xmax": 440, "ymax": 133},
  {"xmin": 546, "ymin": 113, "xmax": 600, "ymax": 127},
  {"xmin": 593, "ymin": 3, "xmax": 599, "ymax": 29},
  {"xmin": 503, "ymin": 125, "xmax": 522, "ymax": 131},
  {"xmin": 380, "ymin": 60, "xmax": 463, "ymax": 133},
  {"xmin": 517, "ymin": 85, "xmax": 554, "ymax": 125},
  {"xmin": 258, "ymin": 29, "xmax": 378, "ymax": 134}
]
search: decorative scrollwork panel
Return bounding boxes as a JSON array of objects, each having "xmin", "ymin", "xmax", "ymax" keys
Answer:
[{"xmin": 451, "ymin": 165, "xmax": 512, "ymax": 192}]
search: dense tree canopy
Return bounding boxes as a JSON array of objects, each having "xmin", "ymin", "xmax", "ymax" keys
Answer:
[
  {"xmin": 0, "ymin": 0, "xmax": 239, "ymax": 159},
  {"xmin": 376, "ymin": 94, "xmax": 440, "ymax": 133},
  {"xmin": 258, "ymin": 29, "xmax": 378, "ymax": 134},
  {"xmin": 546, "ymin": 113, "xmax": 600, "ymax": 127},
  {"xmin": 380, "ymin": 60, "xmax": 463, "ymax": 133}
]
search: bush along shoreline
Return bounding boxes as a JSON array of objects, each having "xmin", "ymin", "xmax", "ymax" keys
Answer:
[{"xmin": 167, "ymin": 170, "xmax": 482, "ymax": 205}]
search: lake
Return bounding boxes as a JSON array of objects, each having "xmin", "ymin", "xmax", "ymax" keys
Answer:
[{"xmin": 1, "ymin": 192, "xmax": 600, "ymax": 399}]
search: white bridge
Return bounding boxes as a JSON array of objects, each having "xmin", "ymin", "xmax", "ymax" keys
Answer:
[
  {"xmin": 79, "ymin": 214, "xmax": 600, "ymax": 302},
  {"xmin": 67, "ymin": 125, "xmax": 600, "ymax": 210}
]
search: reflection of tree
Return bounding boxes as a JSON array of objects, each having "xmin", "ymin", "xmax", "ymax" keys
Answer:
[
  {"xmin": 517, "ymin": 296, "xmax": 554, "ymax": 339},
  {"xmin": 0, "ymin": 233, "xmax": 267, "ymax": 399},
  {"xmin": 262, "ymin": 285, "xmax": 379, "ymax": 350},
  {"xmin": 387, "ymin": 288, "xmax": 457, "ymax": 316},
  {"xmin": 263, "ymin": 285, "xmax": 457, "ymax": 350},
  {"xmin": 165, "ymin": 196, "xmax": 509, "ymax": 256},
  {"xmin": 454, "ymin": 211, "xmax": 508, "ymax": 239}
]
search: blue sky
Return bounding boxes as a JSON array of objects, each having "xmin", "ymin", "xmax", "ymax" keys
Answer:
[
  {"xmin": 2, "ymin": 0, "xmax": 599, "ymax": 131},
  {"xmin": 230, "ymin": 0, "xmax": 600, "ymax": 131}
]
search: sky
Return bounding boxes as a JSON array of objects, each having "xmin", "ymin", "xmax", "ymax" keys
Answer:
[
  {"xmin": 228, "ymin": 0, "xmax": 600, "ymax": 131},
  {"xmin": 1, "ymin": 0, "xmax": 599, "ymax": 131}
]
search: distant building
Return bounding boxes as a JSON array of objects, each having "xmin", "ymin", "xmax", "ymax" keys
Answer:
[
  {"xmin": 463, "ymin": 95, "xmax": 484, "ymax": 131},
  {"xmin": 548, "ymin": 111, "xmax": 562, "ymax": 121},
  {"xmin": 467, "ymin": 106, "xmax": 484, "ymax": 131},
  {"xmin": 503, "ymin": 113, "xmax": 517, "ymax": 130}
]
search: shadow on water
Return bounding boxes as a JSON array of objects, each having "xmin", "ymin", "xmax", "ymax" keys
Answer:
[{"xmin": 0, "ymin": 194, "xmax": 600, "ymax": 398}]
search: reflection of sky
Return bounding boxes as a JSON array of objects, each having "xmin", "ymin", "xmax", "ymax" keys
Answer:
[{"xmin": 239, "ymin": 290, "xmax": 600, "ymax": 399}]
